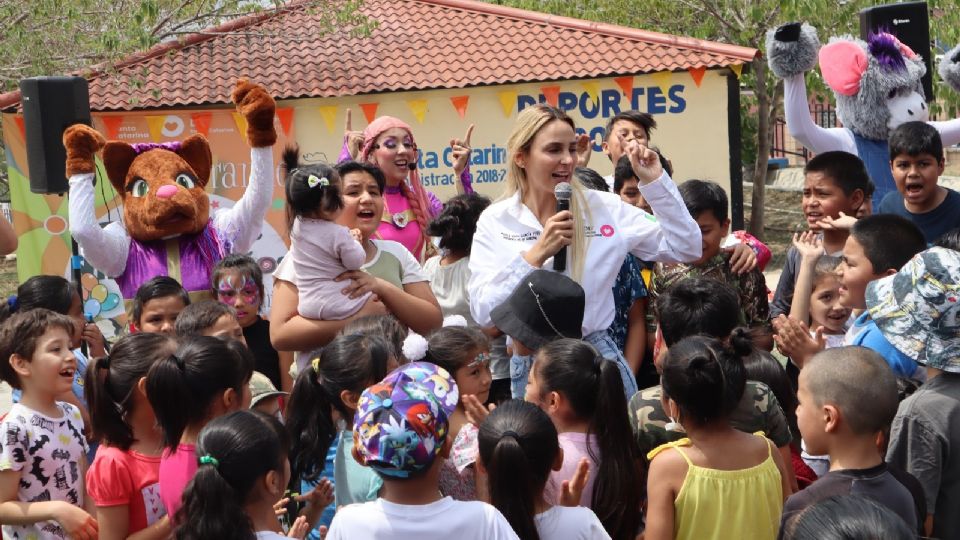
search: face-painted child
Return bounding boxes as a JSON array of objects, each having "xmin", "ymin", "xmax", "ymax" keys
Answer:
[{"xmin": 212, "ymin": 255, "xmax": 266, "ymax": 329}]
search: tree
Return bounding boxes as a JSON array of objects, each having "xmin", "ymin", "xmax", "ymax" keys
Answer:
[
  {"xmin": 489, "ymin": 0, "xmax": 960, "ymax": 238},
  {"xmin": 0, "ymin": 0, "xmax": 371, "ymax": 92}
]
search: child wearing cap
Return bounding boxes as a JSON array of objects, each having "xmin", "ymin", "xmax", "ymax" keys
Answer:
[
  {"xmin": 326, "ymin": 362, "xmax": 518, "ymax": 540},
  {"xmin": 489, "ymin": 269, "xmax": 586, "ymax": 399},
  {"xmin": 868, "ymin": 247, "xmax": 960, "ymax": 539},
  {"xmin": 248, "ymin": 371, "xmax": 288, "ymax": 422}
]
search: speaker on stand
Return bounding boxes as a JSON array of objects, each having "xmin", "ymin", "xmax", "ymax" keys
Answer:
[{"xmin": 19, "ymin": 76, "xmax": 94, "ymax": 355}]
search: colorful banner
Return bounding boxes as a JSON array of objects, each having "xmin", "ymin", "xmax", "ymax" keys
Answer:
[
  {"xmin": 688, "ymin": 66, "xmax": 707, "ymax": 88},
  {"xmin": 615, "ymin": 76, "xmax": 634, "ymax": 97},
  {"xmin": 651, "ymin": 71, "xmax": 673, "ymax": 95},
  {"xmin": 406, "ymin": 99, "xmax": 428, "ymax": 124},
  {"xmin": 318, "ymin": 106, "xmax": 338, "ymax": 134},
  {"xmin": 450, "ymin": 96, "xmax": 470, "ymax": 119},
  {"xmin": 4, "ymin": 70, "xmax": 737, "ymax": 337},
  {"xmin": 2, "ymin": 110, "xmax": 293, "ymax": 338}
]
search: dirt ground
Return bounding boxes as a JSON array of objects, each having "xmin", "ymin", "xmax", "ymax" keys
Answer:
[
  {"xmin": 744, "ymin": 185, "xmax": 804, "ymax": 273},
  {"xmin": 0, "ymin": 256, "xmax": 17, "ymax": 299}
]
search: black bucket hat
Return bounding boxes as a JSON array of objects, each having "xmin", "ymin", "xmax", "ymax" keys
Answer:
[{"xmin": 490, "ymin": 269, "xmax": 585, "ymax": 350}]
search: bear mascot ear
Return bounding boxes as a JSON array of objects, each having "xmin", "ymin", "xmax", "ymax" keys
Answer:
[
  {"xmin": 819, "ymin": 41, "xmax": 869, "ymax": 97},
  {"xmin": 175, "ymin": 135, "xmax": 213, "ymax": 187},
  {"xmin": 102, "ymin": 142, "xmax": 139, "ymax": 193}
]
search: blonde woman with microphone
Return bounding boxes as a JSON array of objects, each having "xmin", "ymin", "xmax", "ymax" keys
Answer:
[{"xmin": 468, "ymin": 104, "xmax": 701, "ymax": 398}]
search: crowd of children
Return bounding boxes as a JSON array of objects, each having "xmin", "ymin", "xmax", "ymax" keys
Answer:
[{"xmin": 1, "ymin": 109, "xmax": 959, "ymax": 540}]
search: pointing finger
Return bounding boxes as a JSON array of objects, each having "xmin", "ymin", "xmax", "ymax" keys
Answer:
[
  {"xmin": 464, "ymin": 124, "xmax": 475, "ymax": 146},
  {"xmin": 344, "ymin": 108, "xmax": 352, "ymax": 133}
]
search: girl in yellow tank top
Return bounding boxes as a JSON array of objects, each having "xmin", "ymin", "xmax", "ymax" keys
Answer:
[{"xmin": 644, "ymin": 332, "xmax": 791, "ymax": 540}]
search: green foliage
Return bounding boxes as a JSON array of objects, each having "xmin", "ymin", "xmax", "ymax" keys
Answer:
[{"xmin": 0, "ymin": 0, "xmax": 374, "ymax": 92}]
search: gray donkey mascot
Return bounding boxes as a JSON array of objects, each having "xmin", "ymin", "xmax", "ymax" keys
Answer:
[{"xmin": 766, "ymin": 22, "xmax": 960, "ymax": 207}]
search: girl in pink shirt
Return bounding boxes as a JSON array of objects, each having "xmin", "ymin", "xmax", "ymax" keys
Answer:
[
  {"xmin": 525, "ymin": 339, "xmax": 641, "ymax": 540},
  {"xmin": 85, "ymin": 333, "xmax": 178, "ymax": 538},
  {"xmin": 144, "ymin": 335, "xmax": 254, "ymax": 519}
]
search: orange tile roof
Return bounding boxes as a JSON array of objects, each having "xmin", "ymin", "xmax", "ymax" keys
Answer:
[{"xmin": 0, "ymin": 0, "xmax": 757, "ymax": 112}]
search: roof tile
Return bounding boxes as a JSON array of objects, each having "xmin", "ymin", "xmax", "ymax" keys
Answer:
[{"xmin": 0, "ymin": 0, "xmax": 757, "ymax": 111}]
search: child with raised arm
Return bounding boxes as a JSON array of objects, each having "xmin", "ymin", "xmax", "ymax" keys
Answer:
[{"xmin": 0, "ymin": 309, "xmax": 98, "ymax": 540}]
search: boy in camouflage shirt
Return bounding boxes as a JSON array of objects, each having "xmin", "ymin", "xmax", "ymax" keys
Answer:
[
  {"xmin": 649, "ymin": 180, "xmax": 772, "ymax": 350},
  {"xmin": 628, "ymin": 278, "xmax": 796, "ymax": 490}
]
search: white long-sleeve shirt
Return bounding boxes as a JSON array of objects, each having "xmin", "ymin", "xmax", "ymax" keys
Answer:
[
  {"xmin": 782, "ymin": 73, "xmax": 960, "ymax": 153},
  {"xmin": 68, "ymin": 146, "xmax": 274, "ymax": 277},
  {"xmin": 468, "ymin": 172, "xmax": 701, "ymax": 336}
]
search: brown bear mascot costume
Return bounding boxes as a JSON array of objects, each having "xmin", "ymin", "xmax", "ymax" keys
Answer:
[{"xmin": 64, "ymin": 80, "xmax": 276, "ymax": 301}]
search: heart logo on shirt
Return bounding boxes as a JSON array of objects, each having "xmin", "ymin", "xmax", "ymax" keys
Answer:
[{"xmin": 600, "ymin": 224, "xmax": 615, "ymax": 237}]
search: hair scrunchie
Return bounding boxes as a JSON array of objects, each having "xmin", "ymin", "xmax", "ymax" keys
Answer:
[
  {"xmin": 199, "ymin": 455, "xmax": 219, "ymax": 468},
  {"xmin": 7, "ymin": 295, "xmax": 18, "ymax": 312}
]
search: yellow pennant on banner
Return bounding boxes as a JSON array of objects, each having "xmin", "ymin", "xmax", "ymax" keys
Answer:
[
  {"xmin": 651, "ymin": 71, "xmax": 673, "ymax": 95},
  {"xmin": 232, "ymin": 112, "xmax": 249, "ymax": 138},
  {"xmin": 580, "ymin": 81, "xmax": 600, "ymax": 105},
  {"xmin": 318, "ymin": 106, "xmax": 338, "ymax": 134},
  {"xmin": 497, "ymin": 90, "xmax": 517, "ymax": 118},
  {"xmin": 407, "ymin": 99, "xmax": 428, "ymax": 124},
  {"xmin": 730, "ymin": 64, "xmax": 744, "ymax": 79},
  {"xmin": 145, "ymin": 116, "xmax": 167, "ymax": 142}
]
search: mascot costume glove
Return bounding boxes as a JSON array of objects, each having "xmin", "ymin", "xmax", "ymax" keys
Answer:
[
  {"xmin": 64, "ymin": 79, "xmax": 276, "ymax": 300},
  {"xmin": 766, "ymin": 22, "xmax": 960, "ymax": 207}
]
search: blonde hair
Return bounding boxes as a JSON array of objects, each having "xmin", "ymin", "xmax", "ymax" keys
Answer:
[{"xmin": 504, "ymin": 105, "xmax": 591, "ymax": 282}]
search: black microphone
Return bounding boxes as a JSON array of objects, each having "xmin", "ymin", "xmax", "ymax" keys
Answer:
[
  {"xmin": 408, "ymin": 149, "xmax": 418, "ymax": 171},
  {"xmin": 553, "ymin": 182, "xmax": 572, "ymax": 272}
]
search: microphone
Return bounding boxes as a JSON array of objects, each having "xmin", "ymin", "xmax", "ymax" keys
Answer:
[
  {"xmin": 553, "ymin": 182, "xmax": 572, "ymax": 272},
  {"xmin": 408, "ymin": 149, "xmax": 418, "ymax": 171}
]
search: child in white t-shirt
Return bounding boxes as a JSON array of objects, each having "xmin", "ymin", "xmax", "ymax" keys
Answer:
[
  {"xmin": 0, "ymin": 309, "xmax": 96, "ymax": 540},
  {"xmin": 283, "ymin": 146, "xmax": 371, "ymax": 321},
  {"xmin": 477, "ymin": 399, "xmax": 609, "ymax": 539},
  {"xmin": 327, "ymin": 362, "xmax": 518, "ymax": 540}
]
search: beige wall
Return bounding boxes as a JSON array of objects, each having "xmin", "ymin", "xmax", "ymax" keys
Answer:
[{"xmin": 287, "ymin": 69, "xmax": 734, "ymax": 201}]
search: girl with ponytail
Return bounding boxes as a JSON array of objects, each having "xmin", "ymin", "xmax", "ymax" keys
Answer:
[
  {"xmin": 525, "ymin": 339, "xmax": 639, "ymax": 540},
  {"xmin": 644, "ymin": 333, "xmax": 791, "ymax": 540},
  {"xmin": 144, "ymin": 335, "xmax": 254, "ymax": 518},
  {"xmin": 174, "ymin": 410, "xmax": 308, "ymax": 540},
  {"xmin": 284, "ymin": 333, "xmax": 392, "ymax": 536},
  {"xmin": 478, "ymin": 400, "xmax": 609, "ymax": 540},
  {"xmin": 85, "ymin": 332, "xmax": 177, "ymax": 539}
]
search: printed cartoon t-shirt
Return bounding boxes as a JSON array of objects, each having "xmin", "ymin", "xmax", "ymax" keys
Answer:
[
  {"xmin": 87, "ymin": 445, "xmax": 165, "ymax": 533},
  {"xmin": 0, "ymin": 402, "xmax": 89, "ymax": 540}
]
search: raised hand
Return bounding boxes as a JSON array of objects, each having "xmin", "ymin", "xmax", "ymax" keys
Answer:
[
  {"xmin": 818, "ymin": 212, "xmax": 857, "ymax": 231},
  {"xmin": 450, "ymin": 124, "xmax": 475, "ymax": 177},
  {"xmin": 63, "ymin": 124, "xmax": 106, "ymax": 176},
  {"xmin": 344, "ymin": 108, "xmax": 364, "ymax": 160},
  {"xmin": 773, "ymin": 314, "xmax": 825, "ymax": 369},
  {"xmin": 792, "ymin": 231, "xmax": 823, "ymax": 262},
  {"xmin": 625, "ymin": 140, "xmax": 664, "ymax": 184},
  {"xmin": 559, "ymin": 458, "xmax": 590, "ymax": 507},
  {"xmin": 231, "ymin": 79, "xmax": 277, "ymax": 147},
  {"xmin": 463, "ymin": 394, "xmax": 495, "ymax": 426},
  {"xmin": 575, "ymin": 133, "xmax": 593, "ymax": 168}
]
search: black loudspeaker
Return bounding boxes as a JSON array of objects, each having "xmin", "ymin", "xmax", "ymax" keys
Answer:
[
  {"xmin": 19, "ymin": 77, "xmax": 91, "ymax": 194},
  {"xmin": 860, "ymin": 1, "xmax": 933, "ymax": 102}
]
